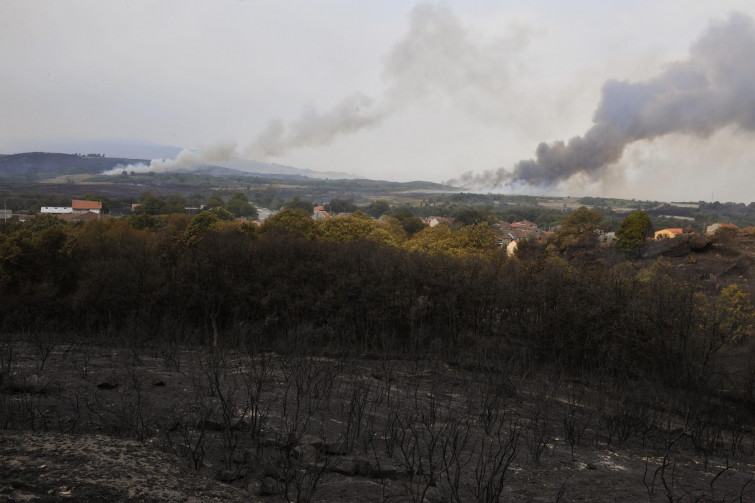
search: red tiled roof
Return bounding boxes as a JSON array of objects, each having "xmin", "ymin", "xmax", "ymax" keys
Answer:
[{"xmin": 72, "ymin": 199, "xmax": 102, "ymax": 210}]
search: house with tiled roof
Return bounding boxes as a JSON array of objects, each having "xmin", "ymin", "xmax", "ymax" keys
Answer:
[
  {"xmin": 654, "ymin": 228, "xmax": 683, "ymax": 240},
  {"xmin": 41, "ymin": 199, "xmax": 102, "ymax": 216},
  {"xmin": 512, "ymin": 220, "xmax": 538, "ymax": 229},
  {"xmin": 424, "ymin": 216, "xmax": 454, "ymax": 227},
  {"xmin": 39, "ymin": 199, "xmax": 102, "ymax": 221},
  {"xmin": 312, "ymin": 206, "xmax": 329, "ymax": 220},
  {"xmin": 72, "ymin": 200, "xmax": 102, "ymax": 214}
]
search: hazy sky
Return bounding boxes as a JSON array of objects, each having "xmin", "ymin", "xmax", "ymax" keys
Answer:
[{"xmin": 3, "ymin": 1, "xmax": 755, "ymax": 202}]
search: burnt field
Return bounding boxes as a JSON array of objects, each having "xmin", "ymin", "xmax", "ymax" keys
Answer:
[{"xmin": 1, "ymin": 338, "xmax": 753, "ymax": 502}]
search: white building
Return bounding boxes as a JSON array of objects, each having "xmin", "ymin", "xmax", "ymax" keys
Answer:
[{"xmin": 40, "ymin": 207, "xmax": 73, "ymax": 214}]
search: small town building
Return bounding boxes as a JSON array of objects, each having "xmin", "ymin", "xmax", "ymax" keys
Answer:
[
  {"xmin": 40, "ymin": 206, "xmax": 73, "ymax": 214},
  {"xmin": 654, "ymin": 228, "xmax": 683, "ymax": 240},
  {"xmin": 41, "ymin": 199, "xmax": 102, "ymax": 216},
  {"xmin": 506, "ymin": 240, "xmax": 518, "ymax": 257},
  {"xmin": 72, "ymin": 200, "xmax": 102, "ymax": 214},
  {"xmin": 312, "ymin": 206, "xmax": 329, "ymax": 220}
]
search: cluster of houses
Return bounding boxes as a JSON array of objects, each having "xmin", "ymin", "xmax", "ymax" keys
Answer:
[
  {"xmin": 4, "ymin": 199, "xmax": 749, "ymax": 252},
  {"xmin": 3, "ymin": 200, "xmax": 107, "ymax": 223},
  {"xmin": 309, "ymin": 206, "xmax": 551, "ymax": 254},
  {"xmin": 492, "ymin": 220, "xmax": 549, "ymax": 245},
  {"xmin": 653, "ymin": 222, "xmax": 741, "ymax": 240}
]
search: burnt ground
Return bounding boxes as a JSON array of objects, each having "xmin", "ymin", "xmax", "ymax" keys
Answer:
[
  {"xmin": 1, "ymin": 340, "xmax": 753, "ymax": 503},
  {"xmin": 653, "ymin": 231, "xmax": 755, "ymax": 297},
  {"xmin": 2, "ymin": 232, "xmax": 755, "ymax": 502}
]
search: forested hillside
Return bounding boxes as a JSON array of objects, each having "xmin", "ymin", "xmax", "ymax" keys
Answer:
[{"xmin": 0, "ymin": 152, "xmax": 150, "ymax": 181}]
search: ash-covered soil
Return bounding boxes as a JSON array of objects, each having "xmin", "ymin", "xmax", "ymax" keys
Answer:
[
  {"xmin": 1, "ymin": 341, "xmax": 753, "ymax": 502},
  {"xmin": 0, "ymin": 431, "xmax": 251, "ymax": 502}
]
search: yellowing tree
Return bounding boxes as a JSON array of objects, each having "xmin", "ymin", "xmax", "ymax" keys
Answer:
[
  {"xmin": 404, "ymin": 225, "xmax": 459, "ymax": 257},
  {"xmin": 367, "ymin": 218, "xmax": 407, "ymax": 247},
  {"xmin": 459, "ymin": 222, "xmax": 498, "ymax": 254},
  {"xmin": 717, "ymin": 284, "xmax": 753, "ymax": 342},
  {"xmin": 317, "ymin": 212, "xmax": 376, "ymax": 243},
  {"xmin": 261, "ymin": 209, "xmax": 316, "ymax": 239}
]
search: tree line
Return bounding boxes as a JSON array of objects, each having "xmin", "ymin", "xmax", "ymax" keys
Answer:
[{"xmin": 0, "ymin": 210, "xmax": 751, "ymax": 395}]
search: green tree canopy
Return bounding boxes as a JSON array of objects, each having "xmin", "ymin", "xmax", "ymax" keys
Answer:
[
  {"xmin": 134, "ymin": 193, "xmax": 166, "ymax": 215},
  {"xmin": 284, "ymin": 196, "xmax": 314, "ymax": 214},
  {"xmin": 164, "ymin": 194, "xmax": 188, "ymax": 215},
  {"xmin": 127, "ymin": 213, "xmax": 166, "ymax": 231},
  {"xmin": 392, "ymin": 210, "xmax": 426, "ymax": 236},
  {"xmin": 454, "ymin": 207, "xmax": 486, "ymax": 227},
  {"xmin": 366, "ymin": 200, "xmax": 391, "ymax": 218},
  {"xmin": 185, "ymin": 211, "xmax": 221, "ymax": 237},
  {"xmin": 206, "ymin": 194, "xmax": 225, "ymax": 209},
  {"xmin": 325, "ymin": 198, "xmax": 358, "ymax": 214},
  {"xmin": 226, "ymin": 192, "xmax": 259, "ymax": 219},
  {"xmin": 186, "ymin": 193, "xmax": 204, "ymax": 208},
  {"xmin": 553, "ymin": 207, "xmax": 603, "ymax": 251},
  {"xmin": 615, "ymin": 211, "xmax": 651, "ymax": 256}
]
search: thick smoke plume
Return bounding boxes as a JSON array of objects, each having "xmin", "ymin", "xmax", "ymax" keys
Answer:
[{"xmin": 458, "ymin": 12, "xmax": 755, "ymax": 189}]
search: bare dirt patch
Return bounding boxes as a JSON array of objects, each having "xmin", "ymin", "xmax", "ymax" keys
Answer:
[{"xmin": 0, "ymin": 431, "xmax": 250, "ymax": 502}]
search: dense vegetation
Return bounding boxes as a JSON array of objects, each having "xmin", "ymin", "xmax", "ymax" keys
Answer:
[
  {"xmin": 0, "ymin": 211, "xmax": 751, "ymax": 395},
  {"xmin": 0, "ymin": 153, "xmax": 150, "ymax": 181},
  {"xmin": 3, "ymin": 155, "xmax": 754, "ymax": 500}
]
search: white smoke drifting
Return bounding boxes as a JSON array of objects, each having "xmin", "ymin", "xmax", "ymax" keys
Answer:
[
  {"xmin": 245, "ymin": 93, "xmax": 384, "ymax": 158},
  {"xmin": 103, "ymin": 142, "xmax": 239, "ymax": 175},
  {"xmin": 107, "ymin": 4, "xmax": 525, "ymax": 175},
  {"xmin": 457, "ymin": 12, "xmax": 755, "ymax": 189}
]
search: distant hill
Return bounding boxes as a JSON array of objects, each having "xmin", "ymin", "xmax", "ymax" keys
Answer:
[
  {"xmin": 0, "ymin": 153, "xmax": 459, "ymax": 198},
  {"xmin": 214, "ymin": 160, "xmax": 356, "ymax": 180},
  {"xmin": 0, "ymin": 152, "xmax": 149, "ymax": 181},
  {"xmin": 0, "ymin": 138, "xmax": 184, "ymax": 160},
  {"xmin": 0, "ymin": 152, "xmax": 361, "ymax": 183}
]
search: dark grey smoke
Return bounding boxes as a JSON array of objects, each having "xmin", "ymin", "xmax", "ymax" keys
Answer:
[{"xmin": 458, "ymin": 12, "xmax": 755, "ymax": 189}]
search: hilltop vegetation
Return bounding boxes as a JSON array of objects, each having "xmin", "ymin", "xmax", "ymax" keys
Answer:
[{"xmin": 0, "ymin": 152, "xmax": 150, "ymax": 181}]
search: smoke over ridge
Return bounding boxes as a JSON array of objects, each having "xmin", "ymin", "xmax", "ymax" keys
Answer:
[
  {"xmin": 245, "ymin": 93, "xmax": 384, "ymax": 159},
  {"xmin": 103, "ymin": 143, "xmax": 239, "ymax": 175},
  {"xmin": 108, "ymin": 4, "xmax": 525, "ymax": 175},
  {"xmin": 457, "ymin": 12, "xmax": 755, "ymax": 189}
]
